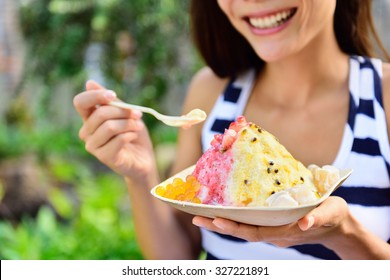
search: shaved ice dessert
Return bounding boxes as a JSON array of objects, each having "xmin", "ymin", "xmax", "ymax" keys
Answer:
[{"xmin": 155, "ymin": 116, "xmax": 340, "ymax": 207}]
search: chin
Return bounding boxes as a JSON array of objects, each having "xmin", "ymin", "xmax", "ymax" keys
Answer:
[
  {"xmin": 255, "ymin": 51, "xmax": 287, "ymax": 63},
  {"xmin": 253, "ymin": 43, "xmax": 297, "ymax": 63}
]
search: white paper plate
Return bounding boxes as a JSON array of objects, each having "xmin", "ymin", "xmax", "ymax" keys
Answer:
[{"xmin": 151, "ymin": 165, "xmax": 353, "ymax": 226}]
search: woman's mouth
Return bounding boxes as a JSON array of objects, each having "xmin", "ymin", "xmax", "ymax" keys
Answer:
[{"xmin": 246, "ymin": 8, "xmax": 297, "ymax": 30}]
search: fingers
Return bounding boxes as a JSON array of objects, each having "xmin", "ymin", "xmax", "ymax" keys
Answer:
[
  {"xmin": 192, "ymin": 216, "xmax": 265, "ymax": 242},
  {"xmin": 192, "ymin": 216, "xmax": 227, "ymax": 235},
  {"xmin": 297, "ymin": 215, "xmax": 315, "ymax": 231},
  {"xmin": 193, "ymin": 215, "xmax": 305, "ymax": 245},
  {"xmin": 86, "ymin": 80, "xmax": 105, "ymax": 91},
  {"xmin": 212, "ymin": 218, "xmax": 264, "ymax": 242},
  {"xmin": 84, "ymin": 118, "xmax": 143, "ymax": 154},
  {"xmin": 79, "ymin": 105, "xmax": 141, "ymax": 140},
  {"xmin": 73, "ymin": 89, "xmax": 117, "ymax": 121},
  {"xmin": 73, "ymin": 79, "xmax": 115, "ymax": 122},
  {"xmin": 298, "ymin": 196, "xmax": 348, "ymax": 231},
  {"xmin": 93, "ymin": 131, "xmax": 139, "ymax": 165}
]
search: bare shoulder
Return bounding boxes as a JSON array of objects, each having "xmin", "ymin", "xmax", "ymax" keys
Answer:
[
  {"xmin": 382, "ymin": 62, "xmax": 390, "ymax": 137},
  {"xmin": 182, "ymin": 67, "xmax": 229, "ymax": 115},
  {"xmin": 382, "ymin": 62, "xmax": 390, "ymax": 110}
]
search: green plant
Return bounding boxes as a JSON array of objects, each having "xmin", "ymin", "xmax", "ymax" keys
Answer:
[
  {"xmin": 0, "ymin": 171, "xmax": 143, "ymax": 260},
  {"xmin": 17, "ymin": 0, "xmax": 197, "ymax": 132},
  {"xmin": 0, "ymin": 0, "xmax": 200, "ymax": 260}
]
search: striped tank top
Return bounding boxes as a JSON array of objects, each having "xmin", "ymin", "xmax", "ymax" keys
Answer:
[{"xmin": 200, "ymin": 56, "xmax": 390, "ymax": 259}]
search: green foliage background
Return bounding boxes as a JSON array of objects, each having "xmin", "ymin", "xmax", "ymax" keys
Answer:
[{"xmin": 0, "ymin": 0, "xmax": 201, "ymax": 259}]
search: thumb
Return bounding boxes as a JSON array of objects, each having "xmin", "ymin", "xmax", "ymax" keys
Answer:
[
  {"xmin": 86, "ymin": 80, "xmax": 106, "ymax": 91},
  {"xmin": 298, "ymin": 196, "xmax": 348, "ymax": 231}
]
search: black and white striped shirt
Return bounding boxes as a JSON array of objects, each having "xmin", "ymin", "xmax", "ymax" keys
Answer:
[{"xmin": 200, "ymin": 56, "xmax": 390, "ymax": 259}]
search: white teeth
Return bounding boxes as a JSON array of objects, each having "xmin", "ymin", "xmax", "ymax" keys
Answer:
[{"xmin": 249, "ymin": 9, "xmax": 293, "ymax": 29}]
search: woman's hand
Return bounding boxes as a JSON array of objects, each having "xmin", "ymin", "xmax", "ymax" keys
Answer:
[
  {"xmin": 73, "ymin": 80, "xmax": 156, "ymax": 183},
  {"xmin": 192, "ymin": 196, "xmax": 350, "ymax": 248}
]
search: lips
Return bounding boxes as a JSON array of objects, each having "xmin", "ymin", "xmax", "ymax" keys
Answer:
[{"xmin": 245, "ymin": 8, "xmax": 297, "ymax": 30}]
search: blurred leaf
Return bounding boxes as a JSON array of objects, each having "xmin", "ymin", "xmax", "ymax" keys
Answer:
[
  {"xmin": 48, "ymin": 188, "xmax": 75, "ymax": 219},
  {"xmin": 36, "ymin": 206, "xmax": 57, "ymax": 236},
  {"xmin": 0, "ymin": 0, "xmax": 199, "ymax": 260}
]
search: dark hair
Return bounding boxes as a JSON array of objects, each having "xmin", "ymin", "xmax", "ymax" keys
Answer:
[{"xmin": 190, "ymin": 0, "xmax": 390, "ymax": 78}]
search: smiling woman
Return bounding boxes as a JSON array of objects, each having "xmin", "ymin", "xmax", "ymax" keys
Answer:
[{"xmin": 72, "ymin": 0, "xmax": 390, "ymax": 260}]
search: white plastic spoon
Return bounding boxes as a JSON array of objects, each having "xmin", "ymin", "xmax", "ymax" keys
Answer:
[{"xmin": 109, "ymin": 101, "xmax": 206, "ymax": 128}]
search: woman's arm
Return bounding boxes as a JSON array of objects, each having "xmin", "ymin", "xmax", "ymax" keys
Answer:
[
  {"xmin": 146, "ymin": 66, "xmax": 228, "ymax": 258},
  {"xmin": 74, "ymin": 68, "xmax": 227, "ymax": 259},
  {"xmin": 125, "ymin": 68, "xmax": 218, "ymax": 259}
]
